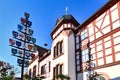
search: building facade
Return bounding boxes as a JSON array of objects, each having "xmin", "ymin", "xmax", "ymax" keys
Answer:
[{"xmin": 28, "ymin": 0, "xmax": 120, "ymax": 80}]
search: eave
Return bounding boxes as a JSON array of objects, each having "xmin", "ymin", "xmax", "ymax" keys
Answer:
[
  {"xmin": 76, "ymin": 0, "xmax": 120, "ymax": 33},
  {"xmin": 51, "ymin": 14, "xmax": 80, "ymax": 39}
]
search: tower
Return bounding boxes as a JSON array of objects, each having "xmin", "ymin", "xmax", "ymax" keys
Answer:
[{"xmin": 51, "ymin": 14, "xmax": 80, "ymax": 80}]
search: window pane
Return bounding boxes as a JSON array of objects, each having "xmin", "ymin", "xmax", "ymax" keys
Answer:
[
  {"xmin": 60, "ymin": 64, "xmax": 63, "ymax": 74},
  {"xmin": 81, "ymin": 31, "xmax": 85, "ymax": 35},
  {"xmin": 41, "ymin": 64, "xmax": 46, "ymax": 74},
  {"xmin": 76, "ymin": 35, "xmax": 79, "ymax": 43},
  {"xmin": 82, "ymin": 49, "xmax": 89, "ymax": 62},
  {"xmin": 80, "ymin": 29, "xmax": 88, "ymax": 40},
  {"xmin": 85, "ymin": 54, "xmax": 89, "ymax": 61},
  {"xmin": 49, "ymin": 61, "xmax": 51, "ymax": 72},
  {"xmin": 76, "ymin": 44, "xmax": 79, "ymax": 49},
  {"xmin": 60, "ymin": 41, "xmax": 63, "ymax": 53},
  {"xmin": 57, "ymin": 65, "xmax": 60, "ymax": 74},
  {"xmin": 77, "ymin": 66, "xmax": 80, "ymax": 71},
  {"xmin": 76, "ymin": 55, "xmax": 79, "ymax": 59},
  {"xmin": 29, "ymin": 69, "xmax": 31, "ymax": 77},
  {"xmin": 77, "ymin": 60, "xmax": 80, "ymax": 65},
  {"xmin": 81, "ymin": 35, "xmax": 85, "ymax": 40},
  {"xmin": 55, "ymin": 46, "xmax": 57, "ymax": 57},
  {"xmin": 82, "ymin": 56, "xmax": 85, "ymax": 62},
  {"xmin": 53, "ymin": 67, "xmax": 56, "ymax": 77},
  {"xmin": 33, "ymin": 65, "xmax": 36, "ymax": 77},
  {"xmin": 58, "ymin": 43, "xmax": 61, "ymax": 55}
]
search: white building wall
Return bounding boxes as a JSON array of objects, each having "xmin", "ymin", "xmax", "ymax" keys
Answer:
[
  {"xmin": 28, "ymin": 57, "xmax": 39, "ymax": 77},
  {"xmin": 51, "ymin": 29, "xmax": 76, "ymax": 80},
  {"xmin": 51, "ymin": 31, "xmax": 69, "ymax": 77},
  {"xmin": 68, "ymin": 32, "xmax": 76, "ymax": 80},
  {"xmin": 96, "ymin": 65, "xmax": 120, "ymax": 80},
  {"xmin": 77, "ymin": 64, "xmax": 120, "ymax": 80},
  {"xmin": 39, "ymin": 55, "xmax": 51, "ymax": 80}
]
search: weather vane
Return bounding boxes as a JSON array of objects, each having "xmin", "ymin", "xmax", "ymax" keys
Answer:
[{"xmin": 65, "ymin": 6, "xmax": 68, "ymax": 15}]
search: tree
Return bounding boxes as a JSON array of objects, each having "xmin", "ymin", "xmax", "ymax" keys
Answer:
[
  {"xmin": 2, "ymin": 71, "xmax": 14, "ymax": 80},
  {"xmin": 0, "ymin": 60, "xmax": 13, "ymax": 76},
  {"xmin": 0, "ymin": 60, "xmax": 18, "ymax": 80},
  {"xmin": 23, "ymin": 74, "xmax": 31, "ymax": 80}
]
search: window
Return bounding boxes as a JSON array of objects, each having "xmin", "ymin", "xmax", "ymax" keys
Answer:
[
  {"xmin": 54, "ymin": 46, "xmax": 58, "ymax": 57},
  {"xmin": 29, "ymin": 69, "xmax": 31, "ymax": 78},
  {"xmin": 49, "ymin": 61, "xmax": 51, "ymax": 72},
  {"xmin": 82, "ymin": 49, "xmax": 89, "ymax": 62},
  {"xmin": 53, "ymin": 67, "xmax": 57, "ymax": 78},
  {"xmin": 81, "ymin": 29, "xmax": 88, "ymax": 40},
  {"xmin": 76, "ymin": 43, "xmax": 79, "ymax": 49},
  {"xmin": 41, "ymin": 64, "xmax": 46, "ymax": 75},
  {"xmin": 54, "ymin": 41, "xmax": 63, "ymax": 58},
  {"xmin": 58, "ymin": 42, "xmax": 61, "ymax": 55},
  {"xmin": 60, "ymin": 64, "xmax": 63, "ymax": 74},
  {"xmin": 53, "ymin": 64, "xmax": 63, "ymax": 78},
  {"xmin": 76, "ymin": 35, "xmax": 80, "ymax": 43},
  {"xmin": 33, "ymin": 65, "xmax": 36, "ymax": 77}
]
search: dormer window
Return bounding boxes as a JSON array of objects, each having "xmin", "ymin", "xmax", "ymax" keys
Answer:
[{"xmin": 53, "ymin": 41, "xmax": 63, "ymax": 58}]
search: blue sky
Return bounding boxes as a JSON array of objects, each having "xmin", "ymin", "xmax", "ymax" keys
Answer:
[{"xmin": 0, "ymin": 0, "xmax": 108, "ymax": 77}]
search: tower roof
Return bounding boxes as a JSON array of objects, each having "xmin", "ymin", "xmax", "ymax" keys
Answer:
[
  {"xmin": 51, "ymin": 14, "xmax": 80, "ymax": 37},
  {"xmin": 36, "ymin": 45, "xmax": 49, "ymax": 56}
]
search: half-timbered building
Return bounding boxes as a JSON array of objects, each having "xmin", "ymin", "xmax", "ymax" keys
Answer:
[
  {"xmin": 75, "ymin": 0, "xmax": 120, "ymax": 80},
  {"xmin": 28, "ymin": 0, "xmax": 120, "ymax": 80}
]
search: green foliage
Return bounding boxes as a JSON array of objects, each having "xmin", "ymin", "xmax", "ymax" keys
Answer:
[
  {"xmin": 0, "ymin": 60, "xmax": 13, "ymax": 76},
  {"xmin": 24, "ymin": 74, "xmax": 41, "ymax": 80},
  {"xmin": 24, "ymin": 74, "xmax": 31, "ymax": 80},
  {"xmin": 0, "ymin": 60, "xmax": 18, "ymax": 80},
  {"xmin": 2, "ymin": 75, "xmax": 14, "ymax": 80},
  {"xmin": 53, "ymin": 74, "xmax": 70, "ymax": 80},
  {"xmin": 31, "ymin": 76, "xmax": 40, "ymax": 80}
]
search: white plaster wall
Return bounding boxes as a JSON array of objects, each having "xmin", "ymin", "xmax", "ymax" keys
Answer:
[
  {"xmin": 77, "ymin": 64, "xmax": 120, "ymax": 80},
  {"xmin": 39, "ymin": 55, "xmax": 51, "ymax": 79},
  {"xmin": 28, "ymin": 58, "xmax": 39, "ymax": 77},
  {"xmin": 51, "ymin": 30, "xmax": 76, "ymax": 80},
  {"xmin": 68, "ymin": 32, "xmax": 76, "ymax": 80},
  {"xmin": 51, "ymin": 31, "xmax": 69, "ymax": 76},
  {"xmin": 111, "ymin": 9, "xmax": 119, "ymax": 22},
  {"xmin": 96, "ymin": 64, "xmax": 120, "ymax": 80},
  {"xmin": 28, "ymin": 55, "xmax": 51, "ymax": 80}
]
